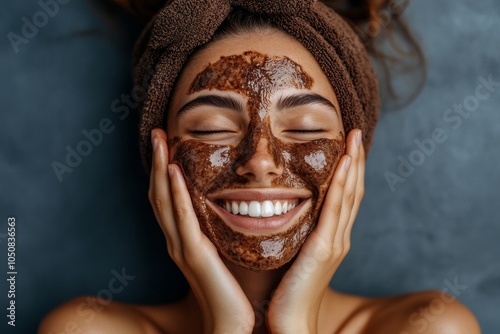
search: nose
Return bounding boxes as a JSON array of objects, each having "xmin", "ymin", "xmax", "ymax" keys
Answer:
[{"xmin": 235, "ymin": 136, "xmax": 284, "ymax": 184}]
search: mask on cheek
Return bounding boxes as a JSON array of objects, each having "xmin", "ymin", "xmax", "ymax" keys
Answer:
[{"xmin": 169, "ymin": 51, "xmax": 345, "ymax": 271}]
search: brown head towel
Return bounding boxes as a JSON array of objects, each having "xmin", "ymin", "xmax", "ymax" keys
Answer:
[{"xmin": 134, "ymin": 0, "xmax": 379, "ymax": 171}]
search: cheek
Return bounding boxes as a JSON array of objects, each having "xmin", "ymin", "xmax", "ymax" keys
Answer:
[
  {"xmin": 285, "ymin": 138, "xmax": 345, "ymax": 198},
  {"xmin": 171, "ymin": 141, "xmax": 230, "ymax": 190}
]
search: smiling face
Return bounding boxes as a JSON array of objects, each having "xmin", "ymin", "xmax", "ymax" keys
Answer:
[{"xmin": 167, "ymin": 30, "xmax": 345, "ymax": 271}]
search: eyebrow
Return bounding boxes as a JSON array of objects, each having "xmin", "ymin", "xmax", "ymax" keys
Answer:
[
  {"xmin": 276, "ymin": 93, "xmax": 338, "ymax": 114},
  {"xmin": 176, "ymin": 95, "xmax": 244, "ymax": 117}
]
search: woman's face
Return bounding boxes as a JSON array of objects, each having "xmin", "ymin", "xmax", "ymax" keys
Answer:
[{"xmin": 167, "ymin": 29, "xmax": 345, "ymax": 271}]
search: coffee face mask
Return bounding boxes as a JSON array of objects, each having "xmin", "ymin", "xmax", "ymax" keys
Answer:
[{"xmin": 170, "ymin": 51, "xmax": 345, "ymax": 271}]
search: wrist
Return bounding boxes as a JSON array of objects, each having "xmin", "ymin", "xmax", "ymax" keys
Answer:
[
  {"xmin": 208, "ymin": 319, "xmax": 254, "ymax": 334},
  {"xmin": 267, "ymin": 302, "xmax": 320, "ymax": 334},
  {"xmin": 270, "ymin": 324, "xmax": 316, "ymax": 334}
]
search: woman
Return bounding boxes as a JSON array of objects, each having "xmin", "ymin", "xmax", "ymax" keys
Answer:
[{"xmin": 39, "ymin": 0, "xmax": 480, "ymax": 333}]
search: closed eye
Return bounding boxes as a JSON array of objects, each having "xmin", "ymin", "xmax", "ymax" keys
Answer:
[
  {"xmin": 280, "ymin": 129, "xmax": 330, "ymax": 142},
  {"xmin": 285, "ymin": 129, "xmax": 325, "ymax": 133},
  {"xmin": 190, "ymin": 130, "xmax": 237, "ymax": 135}
]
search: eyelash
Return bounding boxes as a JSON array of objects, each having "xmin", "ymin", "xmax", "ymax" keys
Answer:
[
  {"xmin": 191, "ymin": 130, "xmax": 235, "ymax": 136},
  {"xmin": 286, "ymin": 129, "xmax": 325, "ymax": 133}
]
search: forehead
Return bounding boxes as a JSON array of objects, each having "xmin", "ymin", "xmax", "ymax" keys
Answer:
[
  {"xmin": 190, "ymin": 51, "xmax": 313, "ymax": 94},
  {"xmin": 170, "ymin": 29, "xmax": 338, "ymax": 107}
]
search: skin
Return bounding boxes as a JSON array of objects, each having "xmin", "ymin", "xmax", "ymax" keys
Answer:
[{"xmin": 39, "ymin": 30, "xmax": 481, "ymax": 334}]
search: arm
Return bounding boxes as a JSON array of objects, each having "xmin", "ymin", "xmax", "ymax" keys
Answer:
[{"xmin": 149, "ymin": 128, "xmax": 254, "ymax": 334}]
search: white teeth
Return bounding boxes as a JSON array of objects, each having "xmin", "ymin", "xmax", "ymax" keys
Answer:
[
  {"xmin": 239, "ymin": 201, "xmax": 249, "ymax": 215},
  {"xmin": 231, "ymin": 201, "xmax": 239, "ymax": 215},
  {"xmin": 261, "ymin": 200, "xmax": 274, "ymax": 218},
  {"xmin": 248, "ymin": 201, "xmax": 261, "ymax": 217},
  {"xmin": 220, "ymin": 199, "xmax": 299, "ymax": 218},
  {"xmin": 274, "ymin": 201, "xmax": 282, "ymax": 215}
]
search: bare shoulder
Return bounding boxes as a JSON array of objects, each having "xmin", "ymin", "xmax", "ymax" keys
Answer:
[
  {"xmin": 364, "ymin": 290, "xmax": 481, "ymax": 334},
  {"xmin": 38, "ymin": 295, "xmax": 169, "ymax": 334},
  {"xmin": 325, "ymin": 289, "xmax": 480, "ymax": 334}
]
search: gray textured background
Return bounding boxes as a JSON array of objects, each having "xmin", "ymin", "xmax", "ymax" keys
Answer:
[{"xmin": 1, "ymin": 0, "xmax": 499, "ymax": 333}]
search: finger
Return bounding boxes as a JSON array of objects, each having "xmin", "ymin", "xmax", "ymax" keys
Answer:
[
  {"xmin": 334, "ymin": 129, "xmax": 361, "ymax": 246},
  {"xmin": 344, "ymin": 141, "xmax": 365, "ymax": 245},
  {"xmin": 312, "ymin": 151, "xmax": 352, "ymax": 247},
  {"xmin": 153, "ymin": 127, "xmax": 168, "ymax": 141},
  {"xmin": 148, "ymin": 129, "xmax": 177, "ymax": 245},
  {"xmin": 167, "ymin": 163, "xmax": 204, "ymax": 246}
]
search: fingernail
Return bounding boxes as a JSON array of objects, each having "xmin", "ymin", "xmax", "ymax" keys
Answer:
[
  {"xmin": 356, "ymin": 130, "xmax": 362, "ymax": 146},
  {"xmin": 152, "ymin": 137, "xmax": 158, "ymax": 152},
  {"xmin": 344, "ymin": 156, "xmax": 352, "ymax": 171}
]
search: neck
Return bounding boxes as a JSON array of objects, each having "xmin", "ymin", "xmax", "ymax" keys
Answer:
[{"xmin": 223, "ymin": 260, "xmax": 290, "ymax": 334}]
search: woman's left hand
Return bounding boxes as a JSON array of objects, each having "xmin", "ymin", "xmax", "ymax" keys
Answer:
[{"xmin": 267, "ymin": 129, "xmax": 365, "ymax": 334}]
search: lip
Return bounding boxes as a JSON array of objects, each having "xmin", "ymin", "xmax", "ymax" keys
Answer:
[
  {"xmin": 207, "ymin": 188, "xmax": 311, "ymax": 202},
  {"xmin": 206, "ymin": 188, "xmax": 312, "ymax": 234}
]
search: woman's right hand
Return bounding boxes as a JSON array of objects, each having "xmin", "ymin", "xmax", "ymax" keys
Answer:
[{"xmin": 148, "ymin": 128, "xmax": 254, "ymax": 334}]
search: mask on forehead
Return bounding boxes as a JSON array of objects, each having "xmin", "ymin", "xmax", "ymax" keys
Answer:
[{"xmin": 171, "ymin": 51, "xmax": 345, "ymax": 271}]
